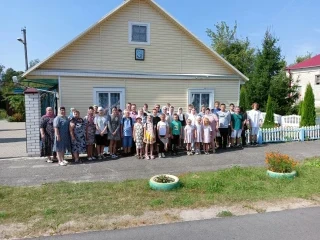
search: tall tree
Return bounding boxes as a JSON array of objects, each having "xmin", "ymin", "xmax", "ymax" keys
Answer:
[
  {"xmin": 300, "ymin": 84, "xmax": 316, "ymax": 127},
  {"xmin": 246, "ymin": 30, "xmax": 285, "ymax": 111},
  {"xmin": 262, "ymin": 95, "xmax": 274, "ymax": 128},
  {"xmin": 206, "ymin": 21, "xmax": 256, "ymax": 76},
  {"xmin": 239, "ymin": 86, "xmax": 249, "ymax": 111},
  {"xmin": 29, "ymin": 59, "xmax": 40, "ymax": 68},
  {"xmin": 294, "ymin": 52, "xmax": 312, "ymax": 64}
]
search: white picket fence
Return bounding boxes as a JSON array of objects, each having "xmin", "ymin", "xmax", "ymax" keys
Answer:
[{"xmin": 244, "ymin": 125, "xmax": 320, "ymax": 143}]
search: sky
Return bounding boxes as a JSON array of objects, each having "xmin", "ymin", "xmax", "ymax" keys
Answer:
[{"xmin": 1, "ymin": 0, "xmax": 319, "ymax": 72}]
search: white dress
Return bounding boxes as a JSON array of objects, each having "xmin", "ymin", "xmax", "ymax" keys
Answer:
[
  {"xmin": 203, "ymin": 125, "xmax": 212, "ymax": 143},
  {"xmin": 184, "ymin": 125, "xmax": 194, "ymax": 144},
  {"xmin": 195, "ymin": 124, "xmax": 203, "ymax": 143}
]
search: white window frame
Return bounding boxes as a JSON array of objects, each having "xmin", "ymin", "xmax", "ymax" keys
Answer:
[
  {"xmin": 188, "ymin": 89, "xmax": 214, "ymax": 111},
  {"xmin": 93, "ymin": 87, "xmax": 125, "ymax": 113},
  {"xmin": 128, "ymin": 21, "xmax": 150, "ymax": 45},
  {"xmin": 315, "ymin": 75, "xmax": 320, "ymax": 85}
]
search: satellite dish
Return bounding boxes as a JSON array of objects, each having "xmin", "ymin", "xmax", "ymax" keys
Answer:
[{"xmin": 12, "ymin": 76, "xmax": 18, "ymax": 83}]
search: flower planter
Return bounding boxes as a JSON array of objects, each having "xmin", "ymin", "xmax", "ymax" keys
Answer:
[
  {"xmin": 149, "ymin": 174, "xmax": 180, "ymax": 191},
  {"xmin": 266, "ymin": 170, "xmax": 297, "ymax": 179}
]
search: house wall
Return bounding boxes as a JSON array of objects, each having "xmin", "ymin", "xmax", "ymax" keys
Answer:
[
  {"xmin": 60, "ymin": 76, "xmax": 239, "ymax": 115},
  {"xmin": 40, "ymin": 0, "xmax": 234, "ymax": 76},
  {"xmin": 289, "ymin": 67, "xmax": 320, "ymax": 106}
]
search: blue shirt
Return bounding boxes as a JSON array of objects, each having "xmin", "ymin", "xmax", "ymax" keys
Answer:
[{"xmin": 122, "ymin": 117, "xmax": 132, "ymax": 136}]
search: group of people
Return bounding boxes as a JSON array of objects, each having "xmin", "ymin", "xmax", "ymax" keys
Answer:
[{"xmin": 40, "ymin": 101, "xmax": 263, "ymax": 166}]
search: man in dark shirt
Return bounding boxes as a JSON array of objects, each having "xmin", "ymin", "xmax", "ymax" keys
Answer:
[{"xmin": 152, "ymin": 108, "xmax": 161, "ymax": 154}]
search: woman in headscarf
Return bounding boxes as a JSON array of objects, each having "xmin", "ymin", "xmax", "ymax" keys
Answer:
[
  {"xmin": 70, "ymin": 110, "xmax": 86, "ymax": 163},
  {"xmin": 53, "ymin": 106, "xmax": 71, "ymax": 166},
  {"xmin": 40, "ymin": 107, "xmax": 57, "ymax": 162},
  {"xmin": 84, "ymin": 106, "xmax": 96, "ymax": 161}
]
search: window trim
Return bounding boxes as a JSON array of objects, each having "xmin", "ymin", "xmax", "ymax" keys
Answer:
[
  {"xmin": 128, "ymin": 21, "xmax": 150, "ymax": 45},
  {"xmin": 315, "ymin": 75, "xmax": 320, "ymax": 85},
  {"xmin": 188, "ymin": 89, "xmax": 214, "ymax": 111},
  {"xmin": 92, "ymin": 87, "xmax": 125, "ymax": 113}
]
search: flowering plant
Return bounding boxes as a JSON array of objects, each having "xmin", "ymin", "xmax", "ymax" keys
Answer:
[{"xmin": 265, "ymin": 152, "xmax": 298, "ymax": 173}]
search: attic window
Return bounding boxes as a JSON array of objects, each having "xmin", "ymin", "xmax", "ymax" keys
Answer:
[
  {"xmin": 129, "ymin": 22, "xmax": 150, "ymax": 45},
  {"xmin": 316, "ymin": 75, "xmax": 320, "ymax": 85}
]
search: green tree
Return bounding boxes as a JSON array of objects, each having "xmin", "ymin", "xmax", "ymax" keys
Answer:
[
  {"xmin": 239, "ymin": 86, "xmax": 249, "ymax": 111},
  {"xmin": 298, "ymin": 100, "xmax": 304, "ymax": 116},
  {"xmin": 300, "ymin": 84, "xmax": 316, "ymax": 127},
  {"xmin": 262, "ymin": 95, "xmax": 274, "ymax": 128},
  {"xmin": 29, "ymin": 59, "xmax": 40, "ymax": 68},
  {"xmin": 246, "ymin": 30, "xmax": 286, "ymax": 111},
  {"xmin": 206, "ymin": 21, "xmax": 256, "ymax": 76},
  {"xmin": 294, "ymin": 52, "xmax": 312, "ymax": 64}
]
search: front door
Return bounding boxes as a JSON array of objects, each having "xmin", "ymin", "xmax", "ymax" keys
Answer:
[{"xmin": 93, "ymin": 88, "xmax": 125, "ymax": 115}]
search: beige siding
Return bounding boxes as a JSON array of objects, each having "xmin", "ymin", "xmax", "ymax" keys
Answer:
[
  {"xmin": 41, "ymin": 0, "xmax": 234, "ymax": 75},
  {"xmin": 60, "ymin": 77, "xmax": 239, "ymax": 115}
]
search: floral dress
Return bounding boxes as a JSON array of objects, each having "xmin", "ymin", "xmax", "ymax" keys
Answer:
[
  {"xmin": 84, "ymin": 115, "xmax": 96, "ymax": 145},
  {"xmin": 134, "ymin": 123, "xmax": 144, "ymax": 149},
  {"xmin": 53, "ymin": 116, "xmax": 71, "ymax": 152},
  {"xmin": 70, "ymin": 117, "xmax": 87, "ymax": 154},
  {"xmin": 40, "ymin": 115, "xmax": 55, "ymax": 156},
  {"xmin": 108, "ymin": 114, "xmax": 121, "ymax": 141}
]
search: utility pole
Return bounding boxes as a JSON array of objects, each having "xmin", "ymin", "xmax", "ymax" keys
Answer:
[{"xmin": 17, "ymin": 27, "xmax": 29, "ymax": 71}]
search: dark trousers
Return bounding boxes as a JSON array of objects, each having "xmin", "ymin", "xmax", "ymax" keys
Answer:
[
  {"xmin": 158, "ymin": 136, "xmax": 165, "ymax": 153},
  {"xmin": 218, "ymin": 128, "xmax": 229, "ymax": 149},
  {"xmin": 171, "ymin": 135, "xmax": 180, "ymax": 153},
  {"xmin": 241, "ymin": 125, "xmax": 248, "ymax": 146}
]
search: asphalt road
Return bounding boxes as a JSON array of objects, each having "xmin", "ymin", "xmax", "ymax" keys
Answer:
[
  {"xmin": 30, "ymin": 207, "xmax": 320, "ymax": 240},
  {"xmin": 1, "ymin": 141, "xmax": 320, "ymax": 186}
]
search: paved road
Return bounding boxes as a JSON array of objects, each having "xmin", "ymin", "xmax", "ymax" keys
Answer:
[
  {"xmin": 0, "ymin": 120, "xmax": 27, "ymax": 159},
  {"xmin": 0, "ymin": 140, "xmax": 319, "ymax": 186},
  {"xmin": 30, "ymin": 207, "xmax": 320, "ymax": 240}
]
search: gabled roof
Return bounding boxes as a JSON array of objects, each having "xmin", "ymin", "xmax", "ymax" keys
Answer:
[
  {"xmin": 286, "ymin": 54, "xmax": 320, "ymax": 70},
  {"xmin": 23, "ymin": 0, "xmax": 248, "ymax": 81}
]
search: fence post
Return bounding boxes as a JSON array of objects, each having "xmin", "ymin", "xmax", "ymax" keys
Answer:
[
  {"xmin": 299, "ymin": 127, "xmax": 305, "ymax": 142},
  {"xmin": 258, "ymin": 129, "xmax": 263, "ymax": 144}
]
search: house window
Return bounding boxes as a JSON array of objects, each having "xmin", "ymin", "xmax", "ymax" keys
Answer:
[
  {"xmin": 188, "ymin": 89, "xmax": 214, "ymax": 113},
  {"xmin": 129, "ymin": 22, "xmax": 150, "ymax": 45},
  {"xmin": 315, "ymin": 75, "xmax": 320, "ymax": 85},
  {"xmin": 93, "ymin": 88, "xmax": 125, "ymax": 115}
]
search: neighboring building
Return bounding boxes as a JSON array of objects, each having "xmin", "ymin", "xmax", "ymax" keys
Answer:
[
  {"xmin": 286, "ymin": 54, "xmax": 320, "ymax": 106},
  {"xmin": 23, "ymin": 0, "xmax": 248, "ymax": 115}
]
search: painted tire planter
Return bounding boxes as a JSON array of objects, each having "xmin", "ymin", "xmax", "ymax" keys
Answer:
[
  {"xmin": 266, "ymin": 170, "xmax": 297, "ymax": 179},
  {"xmin": 149, "ymin": 174, "xmax": 180, "ymax": 191}
]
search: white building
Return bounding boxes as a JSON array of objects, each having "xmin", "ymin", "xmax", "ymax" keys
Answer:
[{"xmin": 286, "ymin": 54, "xmax": 320, "ymax": 106}]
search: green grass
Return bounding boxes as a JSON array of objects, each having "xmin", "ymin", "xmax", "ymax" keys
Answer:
[
  {"xmin": 0, "ymin": 159, "xmax": 320, "ymax": 237},
  {"xmin": 216, "ymin": 210, "xmax": 233, "ymax": 217}
]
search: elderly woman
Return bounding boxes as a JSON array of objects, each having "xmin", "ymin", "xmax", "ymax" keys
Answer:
[
  {"xmin": 108, "ymin": 107, "xmax": 121, "ymax": 159},
  {"xmin": 70, "ymin": 110, "xmax": 86, "ymax": 163},
  {"xmin": 54, "ymin": 106, "xmax": 71, "ymax": 166},
  {"xmin": 40, "ymin": 107, "xmax": 57, "ymax": 162},
  {"xmin": 84, "ymin": 106, "xmax": 96, "ymax": 161}
]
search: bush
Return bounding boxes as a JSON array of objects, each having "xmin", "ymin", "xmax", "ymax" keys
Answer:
[
  {"xmin": 0, "ymin": 109, "xmax": 7, "ymax": 120},
  {"xmin": 265, "ymin": 152, "xmax": 298, "ymax": 173},
  {"xmin": 12, "ymin": 113, "xmax": 24, "ymax": 122},
  {"xmin": 300, "ymin": 84, "xmax": 316, "ymax": 126}
]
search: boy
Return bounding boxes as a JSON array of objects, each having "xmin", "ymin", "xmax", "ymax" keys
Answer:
[
  {"xmin": 216, "ymin": 103, "xmax": 231, "ymax": 149},
  {"xmin": 152, "ymin": 108, "xmax": 161, "ymax": 154},
  {"xmin": 120, "ymin": 110, "xmax": 133, "ymax": 156},
  {"xmin": 247, "ymin": 103, "xmax": 263, "ymax": 146},
  {"xmin": 228, "ymin": 103, "xmax": 235, "ymax": 147},
  {"xmin": 211, "ymin": 101, "xmax": 221, "ymax": 115},
  {"xmin": 170, "ymin": 114, "xmax": 182, "ymax": 156},
  {"xmin": 231, "ymin": 106, "xmax": 244, "ymax": 147},
  {"xmin": 94, "ymin": 107, "xmax": 108, "ymax": 160},
  {"xmin": 157, "ymin": 114, "xmax": 169, "ymax": 158}
]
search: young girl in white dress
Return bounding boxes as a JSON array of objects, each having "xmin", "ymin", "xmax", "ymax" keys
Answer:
[
  {"xmin": 184, "ymin": 119, "xmax": 194, "ymax": 155},
  {"xmin": 194, "ymin": 116, "xmax": 203, "ymax": 155},
  {"xmin": 203, "ymin": 117, "xmax": 213, "ymax": 155}
]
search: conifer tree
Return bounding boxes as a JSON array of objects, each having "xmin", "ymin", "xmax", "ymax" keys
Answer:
[
  {"xmin": 262, "ymin": 95, "xmax": 274, "ymax": 128},
  {"xmin": 300, "ymin": 84, "xmax": 316, "ymax": 126}
]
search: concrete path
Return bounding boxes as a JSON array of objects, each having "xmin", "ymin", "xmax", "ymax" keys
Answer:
[
  {"xmin": 0, "ymin": 140, "xmax": 319, "ymax": 186},
  {"xmin": 0, "ymin": 120, "xmax": 27, "ymax": 159},
  {"xmin": 29, "ymin": 207, "xmax": 320, "ymax": 240}
]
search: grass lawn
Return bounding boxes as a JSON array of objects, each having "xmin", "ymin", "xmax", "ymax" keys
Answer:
[{"xmin": 0, "ymin": 158, "xmax": 320, "ymax": 238}]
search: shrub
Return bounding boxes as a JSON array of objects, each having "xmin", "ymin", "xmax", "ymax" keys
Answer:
[
  {"xmin": 300, "ymin": 84, "xmax": 316, "ymax": 126},
  {"xmin": 154, "ymin": 175, "xmax": 175, "ymax": 183},
  {"xmin": 262, "ymin": 95, "xmax": 274, "ymax": 128},
  {"xmin": 0, "ymin": 109, "xmax": 7, "ymax": 120},
  {"xmin": 12, "ymin": 113, "xmax": 24, "ymax": 122},
  {"xmin": 265, "ymin": 152, "xmax": 298, "ymax": 173}
]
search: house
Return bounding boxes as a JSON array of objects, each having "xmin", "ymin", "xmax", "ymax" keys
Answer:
[
  {"xmin": 23, "ymin": 0, "xmax": 248, "ymax": 115},
  {"xmin": 286, "ymin": 54, "xmax": 320, "ymax": 106}
]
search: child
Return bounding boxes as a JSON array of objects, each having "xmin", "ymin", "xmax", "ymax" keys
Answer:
[
  {"xmin": 204, "ymin": 107, "xmax": 218, "ymax": 153},
  {"xmin": 144, "ymin": 115, "xmax": 156, "ymax": 159},
  {"xmin": 177, "ymin": 107, "xmax": 186, "ymax": 148},
  {"xmin": 194, "ymin": 116, "xmax": 203, "ymax": 155},
  {"xmin": 184, "ymin": 119, "xmax": 194, "ymax": 155},
  {"xmin": 170, "ymin": 114, "xmax": 182, "ymax": 156},
  {"xmin": 231, "ymin": 106, "xmax": 244, "ymax": 147},
  {"xmin": 94, "ymin": 107, "xmax": 108, "ymax": 160},
  {"xmin": 247, "ymin": 103, "xmax": 263, "ymax": 146},
  {"xmin": 157, "ymin": 114, "xmax": 169, "ymax": 158},
  {"xmin": 120, "ymin": 110, "xmax": 133, "ymax": 156},
  {"xmin": 203, "ymin": 117, "xmax": 212, "ymax": 154},
  {"xmin": 133, "ymin": 116, "xmax": 144, "ymax": 159}
]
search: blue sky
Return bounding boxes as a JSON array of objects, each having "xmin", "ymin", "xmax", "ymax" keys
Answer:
[{"xmin": 1, "ymin": 0, "xmax": 319, "ymax": 72}]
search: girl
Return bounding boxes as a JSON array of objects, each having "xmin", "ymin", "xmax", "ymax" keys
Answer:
[
  {"xmin": 108, "ymin": 107, "xmax": 121, "ymax": 159},
  {"xmin": 203, "ymin": 117, "xmax": 213, "ymax": 155},
  {"xmin": 144, "ymin": 115, "xmax": 156, "ymax": 159},
  {"xmin": 184, "ymin": 119, "xmax": 194, "ymax": 155},
  {"xmin": 204, "ymin": 107, "xmax": 219, "ymax": 153},
  {"xmin": 137, "ymin": 108, "xmax": 147, "ymax": 124},
  {"xmin": 194, "ymin": 116, "xmax": 203, "ymax": 155},
  {"xmin": 157, "ymin": 114, "xmax": 169, "ymax": 158},
  {"xmin": 177, "ymin": 107, "xmax": 186, "ymax": 148},
  {"xmin": 133, "ymin": 116, "xmax": 144, "ymax": 159}
]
